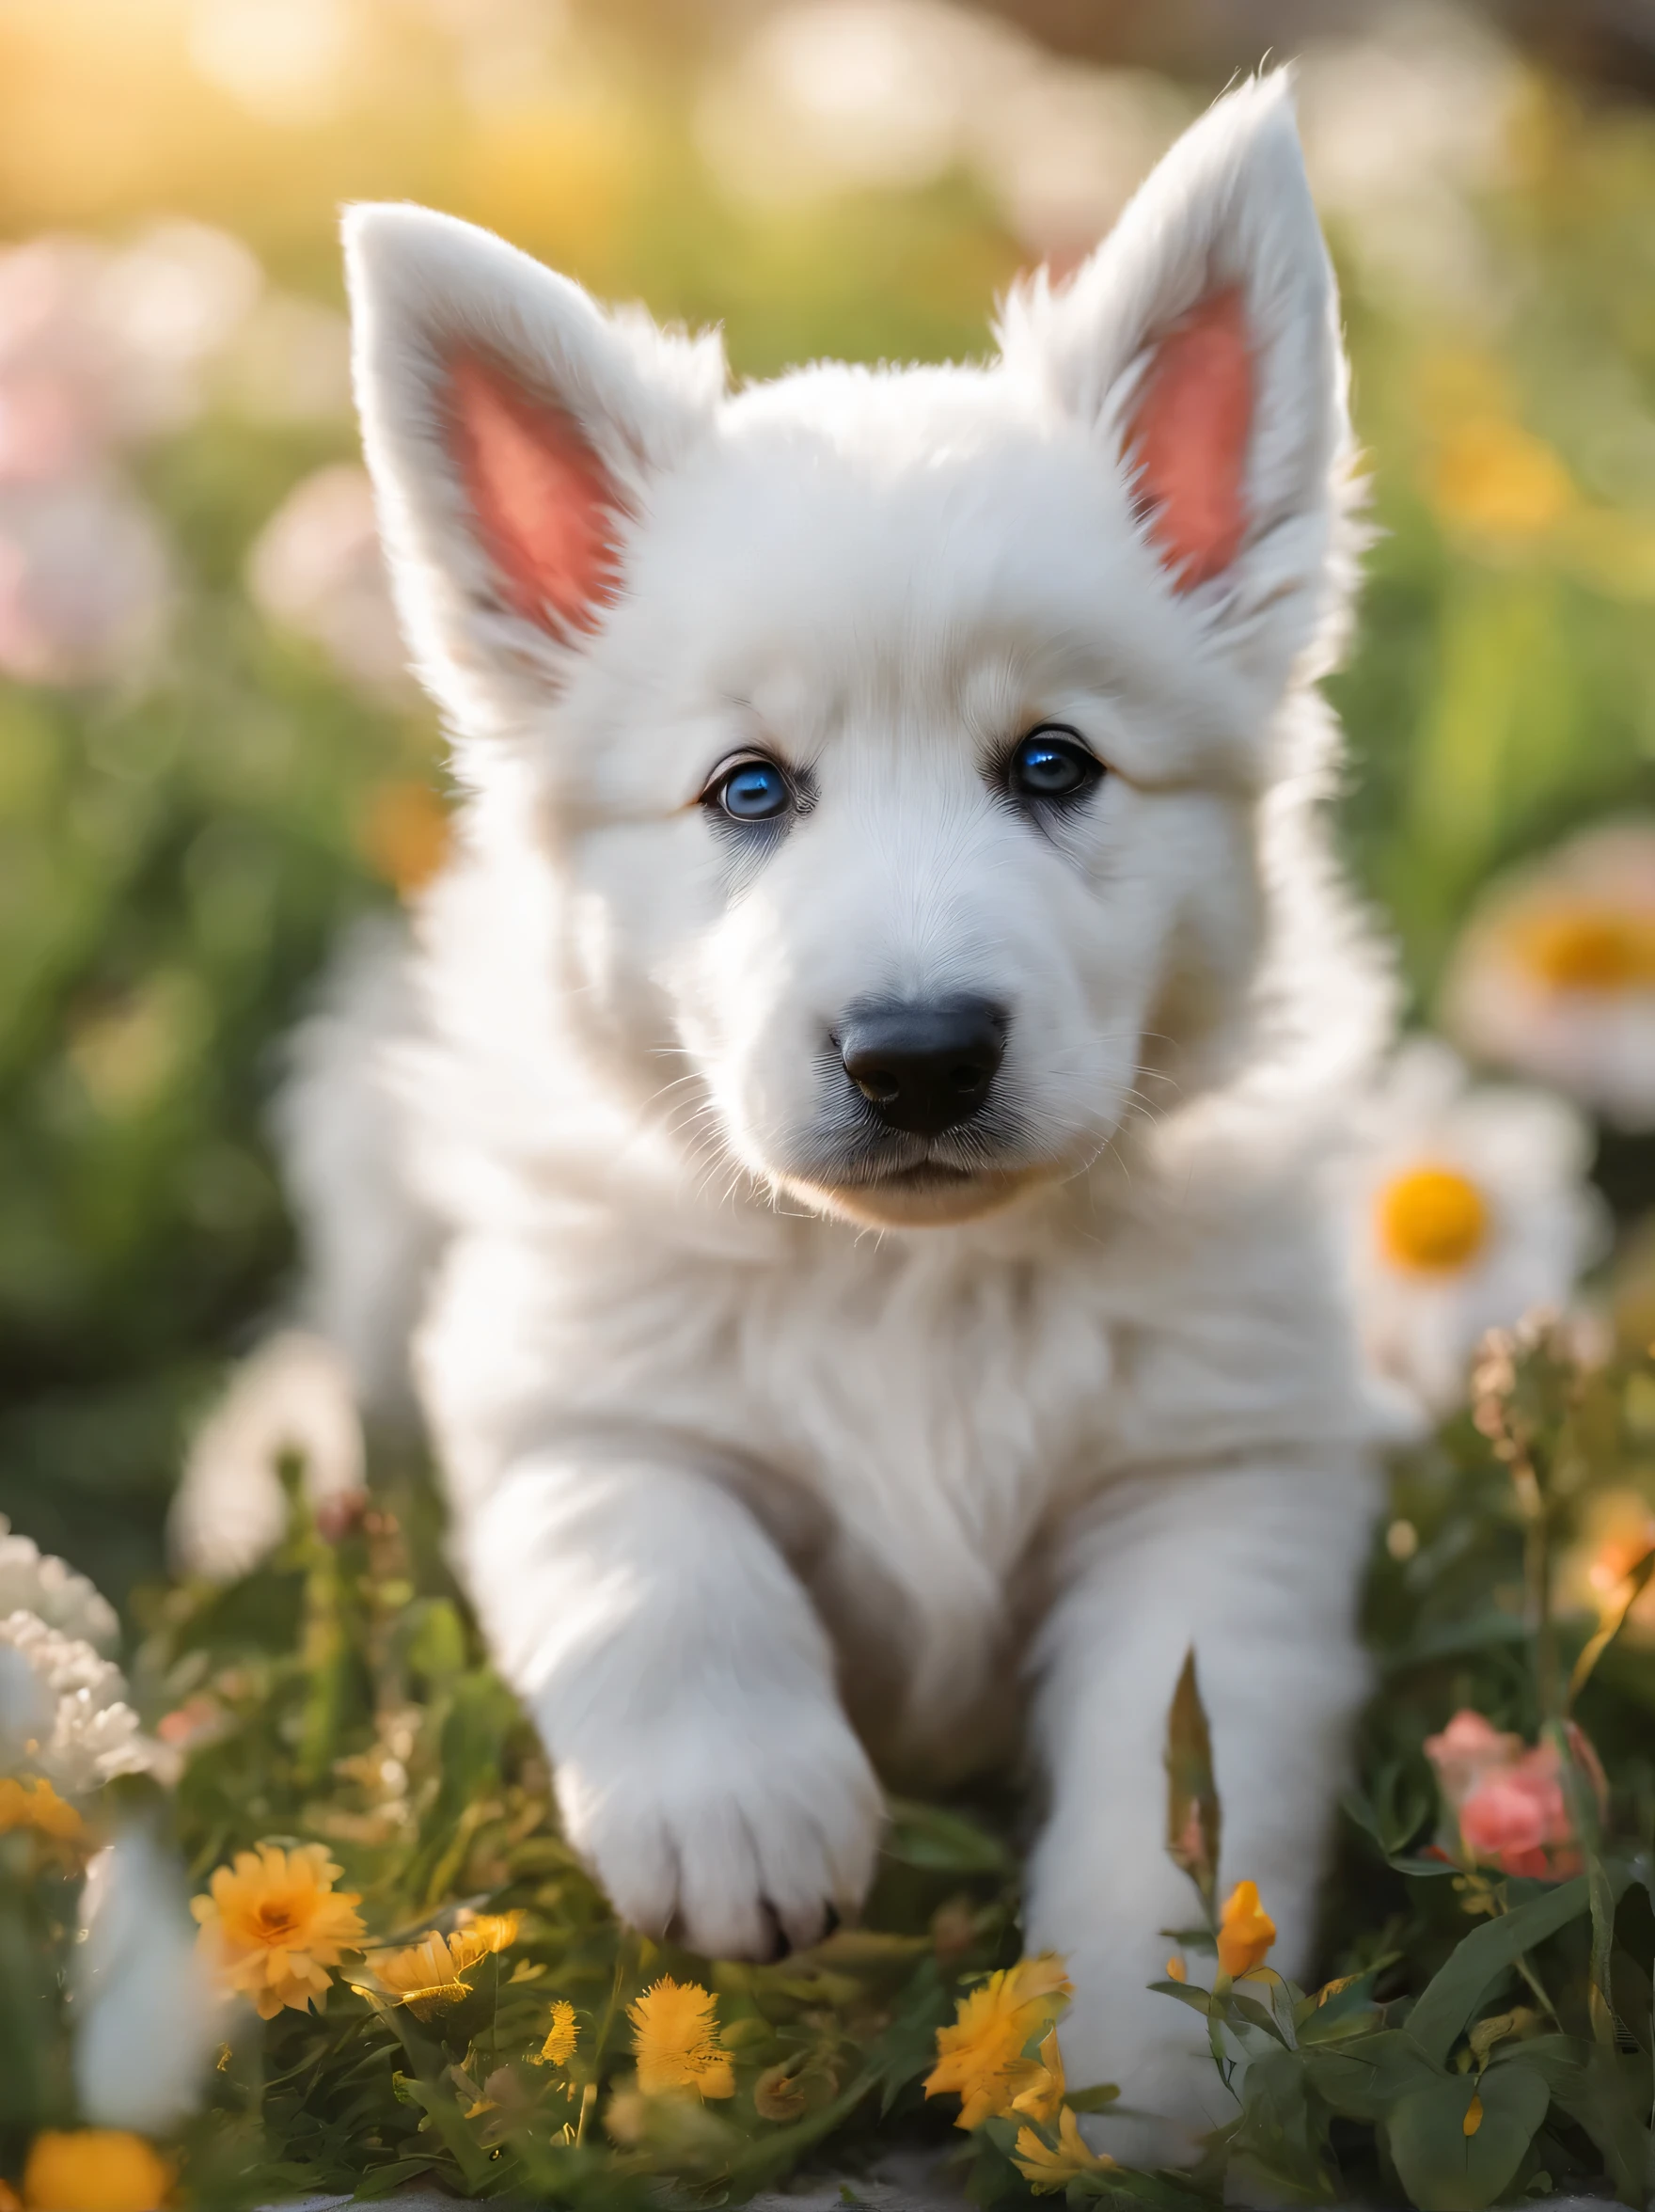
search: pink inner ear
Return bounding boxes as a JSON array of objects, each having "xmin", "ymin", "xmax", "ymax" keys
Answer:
[
  {"xmin": 448, "ymin": 355, "xmax": 622, "ymax": 634},
  {"xmin": 1124, "ymin": 288, "xmax": 1253, "ymax": 592}
]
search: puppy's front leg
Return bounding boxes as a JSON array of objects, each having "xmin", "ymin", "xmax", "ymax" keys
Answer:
[
  {"xmin": 1024, "ymin": 1458, "xmax": 1376, "ymax": 2157},
  {"xmin": 463, "ymin": 1449, "xmax": 882, "ymax": 1959}
]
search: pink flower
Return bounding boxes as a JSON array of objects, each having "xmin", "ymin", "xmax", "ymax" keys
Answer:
[{"xmin": 1424, "ymin": 1709, "xmax": 1605, "ymax": 1880}]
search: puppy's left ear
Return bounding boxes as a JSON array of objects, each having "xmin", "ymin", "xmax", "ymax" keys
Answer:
[{"xmin": 1000, "ymin": 72, "xmax": 1354, "ymax": 687}]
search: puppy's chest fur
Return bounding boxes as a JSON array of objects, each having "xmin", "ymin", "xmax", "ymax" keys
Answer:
[{"xmin": 420, "ymin": 1157, "xmax": 1357, "ymax": 1770}]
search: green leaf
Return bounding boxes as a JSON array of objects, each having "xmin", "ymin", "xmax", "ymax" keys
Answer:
[
  {"xmin": 1230, "ymin": 2045, "xmax": 1336, "ymax": 2203},
  {"xmin": 1164, "ymin": 1647, "xmax": 1221, "ymax": 1913},
  {"xmin": 1064, "ymin": 2081, "xmax": 1122, "ymax": 2114},
  {"xmin": 1305, "ymin": 2028, "xmax": 1442, "ymax": 2120},
  {"xmin": 881, "ymin": 1796, "xmax": 1014, "ymax": 1875},
  {"xmin": 1386, "ymin": 2062, "xmax": 1548, "ymax": 2212},
  {"xmin": 1407, "ymin": 1878, "xmax": 1592, "ymax": 2065}
]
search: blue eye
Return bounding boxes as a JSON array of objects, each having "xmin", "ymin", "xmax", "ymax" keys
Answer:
[
  {"xmin": 1008, "ymin": 728, "xmax": 1103, "ymax": 803},
  {"xmin": 712, "ymin": 757, "xmax": 792, "ymax": 823}
]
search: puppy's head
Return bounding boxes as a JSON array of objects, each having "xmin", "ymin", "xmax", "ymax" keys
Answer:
[{"xmin": 346, "ymin": 75, "xmax": 1355, "ymax": 1229}]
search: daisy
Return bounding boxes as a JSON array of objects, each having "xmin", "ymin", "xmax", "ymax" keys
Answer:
[
  {"xmin": 1440, "ymin": 820, "xmax": 1655, "ymax": 1132},
  {"xmin": 1344, "ymin": 1039, "xmax": 1603, "ymax": 1423}
]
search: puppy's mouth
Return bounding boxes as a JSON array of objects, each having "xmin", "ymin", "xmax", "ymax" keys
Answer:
[{"xmin": 779, "ymin": 1148, "xmax": 1045, "ymax": 1228}]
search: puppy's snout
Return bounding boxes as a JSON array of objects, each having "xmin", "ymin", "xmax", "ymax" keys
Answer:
[{"xmin": 838, "ymin": 997, "xmax": 1007, "ymax": 1136}]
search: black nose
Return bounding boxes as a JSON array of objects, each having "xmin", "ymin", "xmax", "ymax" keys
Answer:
[{"xmin": 839, "ymin": 997, "xmax": 1007, "ymax": 1137}]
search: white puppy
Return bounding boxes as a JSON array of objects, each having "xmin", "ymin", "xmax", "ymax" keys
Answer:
[{"xmin": 286, "ymin": 73, "xmax": 1394, "ymax": 2142}]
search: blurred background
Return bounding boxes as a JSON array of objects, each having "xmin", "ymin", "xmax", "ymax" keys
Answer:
[{"xmin": 3, "ymin": 0, "xmax": 1653, "ymax": 1608}]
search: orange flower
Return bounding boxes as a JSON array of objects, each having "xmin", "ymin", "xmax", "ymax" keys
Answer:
[
  {"xmin": 1216, "ymin": 1881, "xmax": 1275, "ymax": 1980},
  {"xmin": 0, "ymin": 1777, "xmax": 86, "ymax": 1847},
  {"xmin": 627, "ymin": 1978, "xmax": 734, "ymax": 2100},
  {"xmin": 1011, "ymin": 2107, "xmax": 1117, "ymax": 2193},
  {"xmin": 191, "ymin": 1841, "xmax": 365, "ymax": 2020},
  {"xmin": 21, "ymin": 2129, "xmax": 171, "ymax": 2210},
  {"xmin": 923, "ymin": 1953, "xmax": 1073, "ymax": 2130}
]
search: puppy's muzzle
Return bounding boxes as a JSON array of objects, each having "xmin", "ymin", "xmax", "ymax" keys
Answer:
[{"xmin": 837, "ymin": 997, "xmax": 1007, "ymax": 1137}]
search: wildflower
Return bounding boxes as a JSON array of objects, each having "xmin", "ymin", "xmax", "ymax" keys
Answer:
[
  {"xmin": 1441, "ymin": 822, "xmax": 1655, "ymax": 1134},
  {"xmin": 1425, "ymin": 1709, "xmax": 1606, "ymax": 1879},
  {"xmin": 1217, "ymin": 1882, "xmax": 1275, "ymax": 1980},
  {"xmin": 168, "ymin": 1332, "xmax": 366, "ymax": 1583},
  {"xmin": 191, "ymin": 1842, "xmax": 365, "ymax": 2019},
  {"xmin": 627, "ymin": 1977, "xmax": 734, "ymax": 2100},
  {"xmin": 923, "ymin": 1953, "xmax": 1072, "ymax": 2129},
  {"xmin": 369, "ymin": 1927, "xmax": 496, "ymax": 2020},
  {"xmin": 454, "ymin": 1908, "xmax": 522, "ymax": 1953},
  {"xmin": 245, "ymin": 463, "xmax": 417, "ymax": 703},
  {"xmin": 1557, "ymin": 1490, "xmax": 1655, "ymax": 1643},
  {"xmin": 74, "ymin": 1832, "xmax": 221, "ymax": 2132},
  {"xmin": 1464, "ymin": 2092, "xmax": 1484, "ymax": 2137},
  {"xmin": 1165, "ymin": 1955, "xmax": 1187, "ymax": 1983},
  {"xmin": 20, "ymin": 2129, "xmax": 171, "ymax": 2211},
  {"xmin": 0, "ymin": 1614, "xmax": 156, "ymax": 1796},
  {"xmin": 1428, "ymin": 417, "xmax": 1574, "ymax": 542},
  {"xmin": 1012, "ymin": 2107, "xmax": 1118, "ymax": 2193},
  {"xmin": 358, "ymin": 782, "xmax": 451, "ymax": 901},
  {"xmin": 0, "ymin": 1521, "xmax": 117, "ymax": 1651},
  {"xmin": 1344, "ymin": 1039, "xmax": 1602, "ymax": 1422},
  {"xmin": 0, "ymin": 1776, "xmax": 85, "ymax": 1846},
  {"xmin": 536, "ymin": 1999, "xmax": 577, "ymax": 2068},
  {"xmin": 1010, "ymin": 2028, "xmax": 1065, "ymax": 2124}
]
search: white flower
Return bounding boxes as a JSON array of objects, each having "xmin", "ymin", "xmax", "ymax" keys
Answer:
[
  {"xmin": 0, "ymin": 1518, "xmax": 118, "ymax": 1651},
  {"xmin": 169, "ymin": 1329, "xmax": 366, "ymax": 1582},
  {"xmin": 244, "ymin": 464, "xmax": 415, "ymax": 702},
  {"xmin": 1344, "ymin": 1038, "xmax": 1606, "ymax": 1423},
  {"xmin": 74, "ymin": 1828, "xmax": 224, "ymax": 2130},
  {"xmin": 0, "ymin": 476, "xmax": 173, "ymax": 687},
  {"xmin": 1440, "ymin": 819, "xmax": 1655, "ymax": 1132},
  {"xmin": 0, "ymin": 1613, "xmax": 157, "ymax": 1795}
]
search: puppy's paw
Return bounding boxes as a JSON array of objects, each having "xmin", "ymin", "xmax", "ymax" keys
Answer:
[
  {"xmin": 1058, "ymin": 1983, "xmax": 1230, "ymax": 2168},
  {"xmin": 545, "ymin": 1688, "xmax": 883, "ymax": 1960}
]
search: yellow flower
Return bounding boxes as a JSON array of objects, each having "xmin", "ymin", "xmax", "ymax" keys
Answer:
[
  {"xmin": 1009, "ymin": 2028, "xmax": 1065, "ymax": 2124},
  {"xmin": 0, "ymin": 1777, "xmax": 86, "ymax": 1846},
  {"xmin": 369, "ymin": 1927, "xmax": 492, "ymax": 2020},
  {"xmin": 1429, "ymin": 418, "xmax": 1575, "ymax": 542},
  {"xmin": 1377, "ymin": 1164, "xmax": 1490, "ymax": 1273},
  {"xmin": 1464, "ymin": 2091, "xmax": 1484, "ymax": 2138},
  {"xmin": 627, "ymin": 1977, "xmax": 734, "ymax": 2100},
  {"xmin": 536, "ymin": 1999, "xmax": 578, "ymax": 2068},
  {"xmin": 1165, "ymin": 1955, "xmax": 1188, "ymax": 1983},
  {"xmin": 21, "ymin": 2129, "xmax": 171, "ymax": 2211},
  {"xmin": 1012, "ymin": 2108, "xmax": 1118, "ymax": 2194},
  {"xmin": 1217, "ymin": 1881, "xmax": 1276, "ymax": 1981},
  {"xmin": 190, "ymin": 1841, "xmax": 365, "ymax": 2021},
  {"xmin": 923, "ymin": 1953, "xmax": 1073, "ymax": 2130},
  {"xmin": 454, "ymin": 1908, "xmax": 522, "ymax": 1954}
]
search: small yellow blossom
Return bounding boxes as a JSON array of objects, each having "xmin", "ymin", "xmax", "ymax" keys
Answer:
[
  {"xmin": 1464, "ymin": 2091, "xmax": 1484, "ymax": 2138},
  {"xmin": 453, "ymin": 1908, "xmax": 522, "ymax": 1953},
  {"xmin": 1012, "ymin": 2108, "xmax": 1118, "ymax": 2194},
  {"xmin": 0, "ymin": 1777, "xmax": 86, "ymax": 1848},
  {"xmin": 21, "ymin": 2129, "xmax": 171, "ymax": 2211},
  {"xmin": 1217, "ymin": 1881, "xmax": 1276, "ymax": 1981},
  {"xmin": 191, "ymin": 1841, "xmax": 365, "ymax": 2021},
  {"xmin": 1165, "ymin": 1955, "xmax": 1188, "ymax": 1983},
  {"xmin": 369, "ymin": 1928, "xmax": 492, "ymax": 2019},
  {"xmin": 1009, "ymin": 2028, "xmax": 1066, "ymax": 2124},
  {"xmin": 1429, "ymin": 418, "xmax": 1575, "ymax": 542},
  {"xmin": 536, "ymin": 1999, "xmax": 578, "ymax": 2068},
  {"xmin": 627, "ymin": 1977, "xmax": 734, "ymax": 2100},
  {"xmin": 923, "ymin": 1953, "xmax": 1073, "ymax": 2130}
]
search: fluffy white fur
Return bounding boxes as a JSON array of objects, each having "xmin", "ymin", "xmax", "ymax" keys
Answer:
[{"xmin": 276, "ymin": 73, "xmax": 1396, "ymax": 2147}]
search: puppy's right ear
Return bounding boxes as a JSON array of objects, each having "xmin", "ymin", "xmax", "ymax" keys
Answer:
[{"xmin": 343, "ymin": 205, "xmax": 725, "ymax": 742}]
